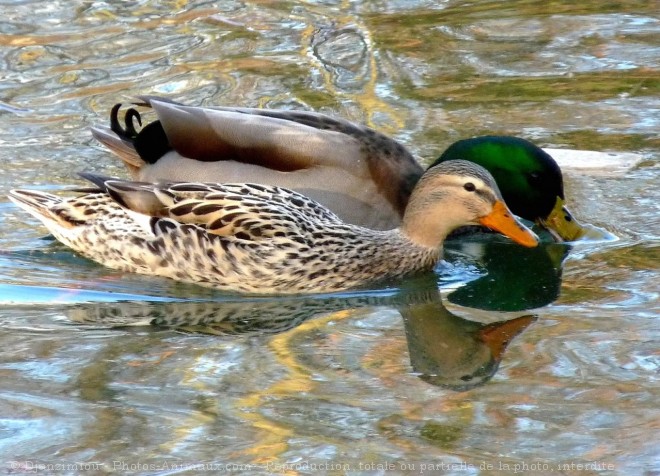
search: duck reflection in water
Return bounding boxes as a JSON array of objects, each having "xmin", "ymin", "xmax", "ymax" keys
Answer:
[
  {"xmin": 399, "ymin": 238, "xmax": 567, "ymax": 389},
  {"xmin": 444, "ymin": 235, "xmax": 570, "ymax": 312},
  {"xmin": 401, "ymin": 296, "xmax": 535, "ymax": 391},
  {"xmin": 66, "ymin": 238, "xmax": 565, "ymax": 390}
]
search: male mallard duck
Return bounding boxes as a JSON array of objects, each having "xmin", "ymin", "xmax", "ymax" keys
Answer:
[
  {"xmin": 9, "ymin": 161, "xmax": 537, "ymax": 295},
  {"xmin": 91, "ymin": 97, "xmax": 585, "ymax": 240}
]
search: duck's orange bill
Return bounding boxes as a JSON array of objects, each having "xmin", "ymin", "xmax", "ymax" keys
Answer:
[{"xmin": 479, "ymin": 200, "xmax": 539, "ymax": 248}]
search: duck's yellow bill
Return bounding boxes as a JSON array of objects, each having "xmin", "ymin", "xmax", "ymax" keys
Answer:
[
  {"xmin": 479, "ymin": 200, "xmax": 539, "ymax": 248},
  {"xmin": 537, "ymin": 196, "xmax": 587, "ymax": 242}
]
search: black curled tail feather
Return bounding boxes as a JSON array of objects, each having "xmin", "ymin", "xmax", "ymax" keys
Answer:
[
  {"xmin": 110, "ymin": 103, "xmax": 141, "ymax": 139},
  {"xmin": 109, "ymin": 103, "xmax": 172, "ymax": 165}
]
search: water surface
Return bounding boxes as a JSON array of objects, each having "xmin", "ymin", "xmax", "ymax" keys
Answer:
[{"xmin": 0, "ymin": 1, "xmax": 658, "ymax": 474}]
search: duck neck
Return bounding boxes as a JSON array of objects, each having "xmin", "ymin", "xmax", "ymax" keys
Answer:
[
  {"xmin": 379, "ymin": 229, "xmax": 443, "ymax": 273},
  {"xmin": 400, "ymin": 191, "xmax": 467, "ymax": 250}
]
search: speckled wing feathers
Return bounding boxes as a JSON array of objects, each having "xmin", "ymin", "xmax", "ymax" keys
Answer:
[{"xmin": 105, "ymin": 180, "xmax": 344, "ymax": 241}]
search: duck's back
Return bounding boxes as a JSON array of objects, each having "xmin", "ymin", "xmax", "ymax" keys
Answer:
[{"xmin": 92, "ymin": 98, "xmax": 425, "ymax": 230}]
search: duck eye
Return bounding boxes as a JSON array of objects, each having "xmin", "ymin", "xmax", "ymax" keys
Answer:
[
  {"xmin": 529, "ymin": 172, "xmax": 542, "ymax": 183},
  {"xmin": 463, "ymin": 182, "xmax": 476, "ymax": 192}
]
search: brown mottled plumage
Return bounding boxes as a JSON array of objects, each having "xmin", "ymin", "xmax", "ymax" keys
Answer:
[{"xmin": 8, "ymin": 161, "xmax": 537, "ymax": 295}]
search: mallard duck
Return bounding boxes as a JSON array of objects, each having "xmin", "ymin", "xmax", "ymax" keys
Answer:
[
  {"xmin": 9, "ymin": 161, "xmax": 538, "ymax": 295},
  {"xmin": 91, "ymin": 97, "xmax": 585, "ymax": 240}
]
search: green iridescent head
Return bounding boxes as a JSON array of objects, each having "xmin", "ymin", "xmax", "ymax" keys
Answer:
[{"xmin": 430, "ymin": 136, "xmax": 585, "ymax": 241}]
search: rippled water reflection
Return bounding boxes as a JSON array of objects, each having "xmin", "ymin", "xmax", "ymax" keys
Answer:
[{"xmin": 0, "ymin": 0, "xmax": 658, "ymax": 474}]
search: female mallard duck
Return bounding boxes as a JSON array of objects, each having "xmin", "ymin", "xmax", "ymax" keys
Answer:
[
  {"xmin": 92, "ymin": 97, "xmax": 585, "ymax": 241},
  {"xmin": 9, "ymin": 161, "xmax": 537, "ymax": 295}
]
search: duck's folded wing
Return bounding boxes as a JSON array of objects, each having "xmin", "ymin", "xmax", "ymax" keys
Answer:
[
  {"xmin": 146, "ymin": 99, "xmax": 366, "ymax": 171},
  {"xmin": 103, "ymin": 180, "xmax": 343, "ymax": 240},
  {"xmin": 150, "ymin": 99, "xmax": 423, "ymax": 223},
  {"xmin": 93, "ymin": 97, "xmax": 425, "ymax": 230}
]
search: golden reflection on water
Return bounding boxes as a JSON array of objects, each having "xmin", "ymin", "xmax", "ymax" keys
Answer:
[{"xmin": 235, "ymin": 311, "xmax": 349, "ymax": 462}]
